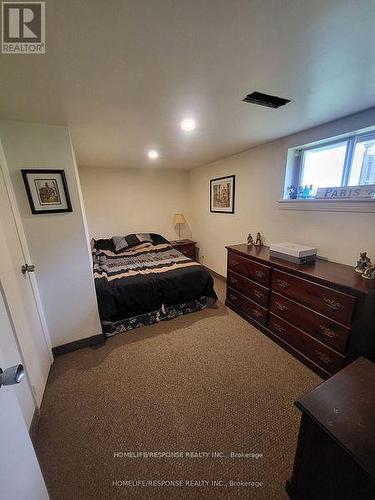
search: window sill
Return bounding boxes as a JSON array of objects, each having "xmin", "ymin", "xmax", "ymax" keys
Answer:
[{"xmin": 278, "ymin": 198, "xmax": 375, "ymax": 213}]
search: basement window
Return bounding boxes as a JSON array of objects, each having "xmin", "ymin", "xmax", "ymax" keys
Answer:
[{"xmin": 280, "ymin": 130, "xmax": 375, "ymax": 212}]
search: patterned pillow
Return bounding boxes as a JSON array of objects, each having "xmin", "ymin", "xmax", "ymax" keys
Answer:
[
  {"xmin": 150, "ymin": 233, "xmax": 170, "ymax": 245},
  {"xmin": 93, "ymin": 238, "xmax": 115, "ymax": 252},
  {"xmin": 136, "ymin": 233, "xmax": 153, "ymax": 244},
  {"xmin": 112, "ymin": 236, "xmax": 129, "ymax": 253},
  {"xmin": 112, "ymin": 233, "xmax": 153, "ymax": 253}
]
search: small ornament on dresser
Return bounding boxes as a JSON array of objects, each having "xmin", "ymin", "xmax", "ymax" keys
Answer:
[
  {"xmin": 247, "ymin": 233, "xmax": 254, "ymax": 246},
  {"xmin": 355, "ymin": 252, "xmax": 371, "ymax": 274},
  {"xmin": 254, "ymin": 232, "xmax": 263, "ymax": 246},
  {"xmin": 362, "ymin": 264, "xmax": 375, "ymax": 280}
]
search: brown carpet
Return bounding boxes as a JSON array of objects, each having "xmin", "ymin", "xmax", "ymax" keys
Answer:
[{"xmin": 35, "ymin": 276, "xmax": 321, "ymax": 500}]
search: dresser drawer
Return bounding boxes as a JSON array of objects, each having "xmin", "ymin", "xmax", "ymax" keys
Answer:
[
  {"xmin": 269, "ymin": 313, "xmax": 345, "ymax": 375},
  {"xmin": 228, "ymin": 271, "xmax": 269, "ymax": 307},
  {"xmin": 270, "ymin": 293, "xmax": 350, "ymax": 354},
  {"xmin": 228, "ymin": 253, "xmax": 270, "ymax": 286},
  {"xmin": 272, "ymin": 270, "xmax": 356, "ymax": 326},
  {"xmin": 227, "ymin": 288, "xmax": 267, "ymax": 325}
]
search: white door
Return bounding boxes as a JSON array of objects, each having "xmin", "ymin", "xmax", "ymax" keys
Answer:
[
  {"xmin": 0, "ymin": 285, "xmax": 49, "ymax": 500},
  {"xmin": 0, "ymin": 160, "xmax": 52, "ymax": 417}
]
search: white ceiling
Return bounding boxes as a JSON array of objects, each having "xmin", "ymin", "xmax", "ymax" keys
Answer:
[{"xmin": 1, "ymin": 0, "xmax": 375, "ymax": 169}]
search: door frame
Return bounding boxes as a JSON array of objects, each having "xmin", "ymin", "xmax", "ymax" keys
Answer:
[
  {"xmin": 0, "ymin": 286, "xmax": 50, "ymax": 500},
  {"xmin": 0, "ymin": 139, "xmax": 53, "ymax": 362},
  {"xmin": 0, "ymin": 279, "xmax": 39, "ymax": 414}
]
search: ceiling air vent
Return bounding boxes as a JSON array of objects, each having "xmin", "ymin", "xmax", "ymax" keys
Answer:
[{"xmin": 243, "ymin": 91, "xmax": 290, "ymax": 109}]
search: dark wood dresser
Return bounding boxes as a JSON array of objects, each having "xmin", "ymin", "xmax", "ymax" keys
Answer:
[
  {"xmin": 286, "ymin": 357, "xmax": 375, "ymax": 499},
  {"xmin": 226, "ymin": 244, "xmax": 375, "ymax": 378},
  {"xmin": 170, "ymin": 239, "xmax": 196, "ymax": 261}
]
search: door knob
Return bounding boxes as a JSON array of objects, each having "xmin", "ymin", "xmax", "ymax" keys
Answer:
[
  {"xmin": 0, "ymin": 364, "xmax": 24, "ymax": 388},
  {"xmin": 21, "ymin": 264, "xmax": 35, "ymax": 274}
]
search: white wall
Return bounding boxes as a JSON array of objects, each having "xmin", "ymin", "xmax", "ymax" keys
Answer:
[
  {"xmin": 0, "ymin": 121, "xmax": 102, "ymax": 347},
  {"xmin": 79, "ymin": 166, "xmax": 191, "ymax": 241},
  {"xmin": 189, "ymin": 108, "xmax": 375, "ymax": 276}
]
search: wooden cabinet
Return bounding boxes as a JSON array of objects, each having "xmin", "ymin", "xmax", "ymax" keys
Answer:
[
  {"xmin": 228, "ymin": 271, "xmax": 269, "ymax": 307},
  {"xmin": 228, "ymin": 252, "xmax": 271, "ymax": 286},
  {"xmin": 272, "ymin": 269, "xmax": 356, "ymax": 325},
  {"xmin": 226, "ymin": 245, "xmax": 375, "ymax": 378},
  {"xmin": 286, "ymin": 358, "xmax": 375, "ymax": 499},
  {"xmin": 268, "ymin": 313, "xmax": 345, "ymax": 374},
  {"xmin": 170, "ymin": 239, "xmax": 196, "ymax": 261},
  {"xmin": 228, "ymin": 289, "xmax": 267, "ymax": 325},
  {"xmin": 270, "ymin": 293, "xmax": 350, "ymax": 354}
]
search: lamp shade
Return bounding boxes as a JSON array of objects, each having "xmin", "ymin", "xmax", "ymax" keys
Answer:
[{"xmin": 174, "ymin": 213, "xmax": 186, "ymax": 225}]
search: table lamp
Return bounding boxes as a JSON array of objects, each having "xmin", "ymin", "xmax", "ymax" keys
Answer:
[{"xmin": 174, "ymin": 213, "xmax": 186, "ymax": 241}]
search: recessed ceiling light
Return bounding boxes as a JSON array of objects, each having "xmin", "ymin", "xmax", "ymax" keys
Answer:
[
  {"xmin": 148, "ymin": 150, "xmax": 159, "ymax": 159},
  {"xmin": 180, "ymin": 118, "xmax": 196, "ymax": 132}
]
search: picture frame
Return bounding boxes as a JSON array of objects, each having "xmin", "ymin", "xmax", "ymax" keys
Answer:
[
  {"xmin": 21, "ymin": 169, "xmax": 72, "ymax": 214},
  {"xmin": 210, "ymin": 175, "xmax": 235, "ymax": 213}
]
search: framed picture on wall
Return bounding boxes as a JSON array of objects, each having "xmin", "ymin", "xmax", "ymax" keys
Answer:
[
  {"xmin": 21, "ymin": 169, "xmax": 72, "ymax": 214},
  {"xmin": 210, "ymin": 175, "xmax": 235, "ymax": 213}
]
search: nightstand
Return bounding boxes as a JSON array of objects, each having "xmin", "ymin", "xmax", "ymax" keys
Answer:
[
  {"xmin": 170, "ymin": 239, "xmax": 196, "ymax": 261},
  {"xmin": 286, "ymin": 357, "xmax": 375, "ymax": 499}
]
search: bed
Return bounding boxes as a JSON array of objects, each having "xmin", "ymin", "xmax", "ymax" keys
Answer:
[{"xmin": 92, "ymin": 233, "xmax": 217, "ymax": 336}]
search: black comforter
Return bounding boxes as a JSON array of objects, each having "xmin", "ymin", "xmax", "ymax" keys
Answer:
[{"xmin": 93, "ymin": 236, "xmax": 217, "ymax": 328}]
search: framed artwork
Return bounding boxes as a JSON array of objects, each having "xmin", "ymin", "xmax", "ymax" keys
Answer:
[
  {"xmin": 21, "ymin": 169, "xmax": 72, "ymax": 214},
  {"xmin": 210, "ymin": 175, "xmax": 235, "ymax": 213}
]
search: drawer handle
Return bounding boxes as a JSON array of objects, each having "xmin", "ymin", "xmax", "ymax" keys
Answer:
[
  {"xmin": 274, "ymin": 323, "xmax": 285, "ymax": 333},
  {"xmin": 319, "ymin": 325, "xmax": 337, "ymax": 338},
  {"xmin": 275, "ymin": 301, "xmax": 287, "ymax": 311},
  {"xmin": 252, "ymin": 309, "xmax": 262, "ymax": 318},
  {"xmin": 255, "ymin": 270, "xmax": 265, "ymax": 279},
  {"xmin": 230, "ymin": 294, "xmax": 238, "ymax": 302},
  {"xmin": 276, "ymin": 279, "xmax": 289, "ymax": 289},
  {"xmin": 230, "ymin": 277, "xmax": 238, "ymax": 284},
  {"xmin": 231, "ymin": 259, "xmax": 239, "ymax": 266},
  {"xmin": 323, "ymin": 298, "xmax": 343, "ymax": 311},
  {"xmin": 253, "ymin": 290, "xmax": 263, "ymax": 299},
  {"xmin": 315, "ymin": 350, "xmax": 332, "ymax": 365}
]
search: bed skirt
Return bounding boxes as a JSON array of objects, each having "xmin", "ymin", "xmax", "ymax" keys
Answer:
[{"xmin": 102, "ymin": 296, "xmax": 212, "ymax": 337}]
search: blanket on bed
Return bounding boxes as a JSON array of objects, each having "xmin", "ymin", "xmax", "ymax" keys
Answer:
[{"xmin": 93, "ymin": 240, "xmax": 217, "ymax": 329}]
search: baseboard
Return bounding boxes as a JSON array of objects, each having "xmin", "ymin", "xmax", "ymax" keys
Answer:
[
  {"xmin": 52, "ymin": 333, "xmax": 106, "ymax": 356},
  {"xmin": 29, "ymin": 407, "xmax": 41, "ymax": 445}
]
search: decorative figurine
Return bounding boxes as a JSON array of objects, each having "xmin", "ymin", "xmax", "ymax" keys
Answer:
[
  {"xmin": 247, "ymin": 233, "xmax": 254, "ymax": 246},
  {"xmin": 355, "ymin": 252, "xmax": 371, "ymax": 274},
  {"xmin": 288, "ymin": 185, "xmax": 298, "ymax": 199},
  {"xmin": 302, "ymin": 185, "xmax": 310, "ymax": 199},
  {"xmin": 362, "ymin": 264, "xmax": 375, "ymax": 280},
  {"xmin": 255, "ymin": 232, "xmax": 263, "ymax": 246}
]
